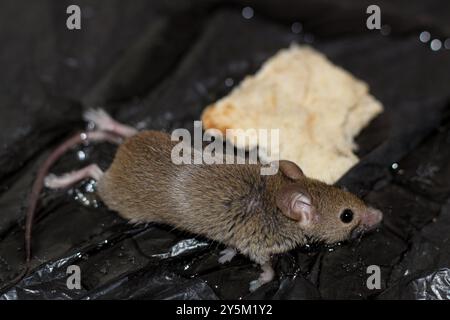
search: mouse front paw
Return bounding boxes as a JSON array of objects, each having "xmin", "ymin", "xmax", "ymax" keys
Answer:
[
  {"xmin": 249, "ymin": 279, "xmax": 263, "ymax": 292},
  {"xmin": 248, "ymin": 262, "xmax": 275, "ymax": 292},
  {"xmin": 218, "ymin": 247, "xmax": 237, "ymax": 264}
]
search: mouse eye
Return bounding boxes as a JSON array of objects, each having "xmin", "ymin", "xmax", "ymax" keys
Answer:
[{"xmin": 340, "ymin": 209, "xmax": 354, "ymax": 224}]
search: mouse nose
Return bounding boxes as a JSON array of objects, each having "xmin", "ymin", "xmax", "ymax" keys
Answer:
[{"xmin": 351, "ymin": 208, "xmax": 382, "ymax": 239}]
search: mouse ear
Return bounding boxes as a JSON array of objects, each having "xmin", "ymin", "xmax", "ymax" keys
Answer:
[
  {"xmin": 278, "ymin": 160, "xmax": 304, "ymax": 180},
  {"xmin": 276, "ymin": 184, "xmax": 316, "ymax": 227}
]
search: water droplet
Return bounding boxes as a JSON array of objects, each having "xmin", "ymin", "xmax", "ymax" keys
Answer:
[
  {"xmin": 419, "ymin": 31, "xmax": 431, "ymax": 43},
  {"xmin": 224, "ymin": 77, "xmax": 234, "ymax": 87},
  {"xmin": 430, "ymin": 39, "xmax": 442, "ymax": 51},
  {"xmin": 80, "ymin": 132, "xmax": 87, "ymax": 140},
  {"xmin": 303, "ymin": 33, "xmax": 314, "ymax": 43},
  {"xmin": 391, "ymin": 163, "xmax": 399, "ymax": 170},
  {"xmin": 380, "ymin": 25, "xmax": 391, "ymax": 36},
  {"xmin": 84, "ymin": 180, "xmax": 96, "ymax": 193},
  {"xmin": 72, "ymin": 182, "xmax": 98, "ymax": 207},
  {"xmin": 325, "ymin": 242, "xmax": 341, "ymax": 252},
  {"xmin": 77, "ymin": 150, "xmax": 86, "ymax": 161},
  {"xmin": 241, "ymin": 6, "xmax": 254, "ymax": 20},
  {"xmin": 444, "ymin": 38, "xmax": 450, "ymax": 50},
  {"xmin": 342, "ymin": 263, "xmax": 352, "ymax": 272},
  {"xmin": 291, "ymin": 22, "xmax": 302, "ymax": 34}
]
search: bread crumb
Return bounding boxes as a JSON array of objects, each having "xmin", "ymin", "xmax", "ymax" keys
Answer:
[{"xmin": 201, "ymin": 45, "xmax": 383, "ymax": 183}]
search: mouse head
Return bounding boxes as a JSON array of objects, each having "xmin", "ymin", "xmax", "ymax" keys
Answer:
[{"xmin": 276, "ymin": 160, "xmax": 383, "ymax": 244}]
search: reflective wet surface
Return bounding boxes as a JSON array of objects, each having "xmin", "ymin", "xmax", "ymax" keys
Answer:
[{"xmin": 1, "ymin": 0, "xmax": 450, "ymax": 299}]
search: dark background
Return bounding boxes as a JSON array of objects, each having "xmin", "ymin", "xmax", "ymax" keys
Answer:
[{"xmin": 0, "ymin": 0, "xmax": 450, "ymax": 299}]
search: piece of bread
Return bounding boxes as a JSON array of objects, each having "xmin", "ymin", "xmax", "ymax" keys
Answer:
[{"xmin": 201, "ymin": 45, "xmax": 383, "ymax": 184}]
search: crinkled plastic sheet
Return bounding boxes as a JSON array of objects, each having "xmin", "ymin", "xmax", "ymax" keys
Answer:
[
  {"xmin": 1, "ymin": 0, "xmax": 450, "ymax": 300},
  {"xmin": 1, "ymin": 238, "xmax": 217, "ymax": 300},
  {"xmin": 413, "ymin": 269, "xmax": 450, "ymax": 300},
  {"xmin": 1, "ymin": 254, "xmax": 86, "ymax": 300}
]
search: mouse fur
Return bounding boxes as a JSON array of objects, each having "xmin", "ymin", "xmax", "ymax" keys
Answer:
[{"xmin": 12, "ymin": 109, "xmax": 382, "ymax": 292}]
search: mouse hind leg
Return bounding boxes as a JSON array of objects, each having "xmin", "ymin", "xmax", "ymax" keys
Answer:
[
  {"xmin": 249, "ymin": 262, "xmax": 275, "ymax": 292},
  {"xmin": 45, "ymin": 164, "xmax": 103, "ymax": 189},
  {"xmin": 83, "ymin": 108, "xmax": 138, "ymax": 138}
]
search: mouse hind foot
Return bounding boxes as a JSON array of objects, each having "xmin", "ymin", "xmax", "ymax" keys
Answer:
[
  {"xmin": 45, "ymin": 164, "xmax": 103, "ymax": 189},
  {"xmin": 83, "ymin": 108, "xmax": 138, "ymax": 138},
  {"xmin": 249, "ymin": 262, "xmax": 274, "ymax": 292}
]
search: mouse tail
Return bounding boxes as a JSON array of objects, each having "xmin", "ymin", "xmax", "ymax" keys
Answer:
[{"xmin": 2, "ymin": 130, "xmax": 122, "ymax": 292}]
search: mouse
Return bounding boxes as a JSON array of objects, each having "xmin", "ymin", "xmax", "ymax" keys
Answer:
[{"xmin": 8, "ymin": 108, "xmax": 383, "ymax": 292}]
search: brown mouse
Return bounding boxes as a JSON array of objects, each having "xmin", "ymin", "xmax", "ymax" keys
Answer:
[{"xmin": 10, "ymin": 109, "xmax": 383, "ymax": 292}]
